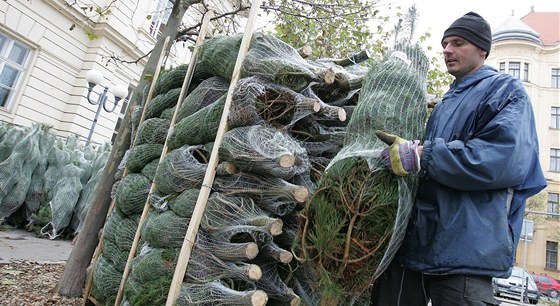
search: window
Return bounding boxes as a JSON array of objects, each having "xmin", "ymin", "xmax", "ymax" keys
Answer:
[
  {"xmin": 0, "ymin": 32, "xmax": 31, "ymax": 109},
  {"xmin": 149, "ymin": 0, "xmax": 173, "ymax": 37},
  {"xmin": 546, "ymin": 241, "xmax": 558, "ymax": 270},
  {"xmin": 553, "ymin": 68, "xmax": 560, "ymax": 89},
  {"xmin": 508, "ymin": 62, "xmax": 520, "ymax": 79},
  {"xmin": 551, "ymin": 149, "xmax": 560, "ymax": 172},
  {"xmin": 552, "ymin": 107, "xmax": 560, "ymax": 129},
  {"xmin": 499, "ymin": 62, "xmax": 506, "ymax": 74},
  {"xmin": 523, "ymin": 63, "xmax": 529, "ymax": 82},
  {"xmin": 549, "ymin": 193, "xmax": 559, "ymax": 220}
]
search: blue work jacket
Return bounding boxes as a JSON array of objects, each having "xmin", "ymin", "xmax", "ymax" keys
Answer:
[{"xmin": 397, "ymin": 65, "xmax": 547, "ymax": 278}]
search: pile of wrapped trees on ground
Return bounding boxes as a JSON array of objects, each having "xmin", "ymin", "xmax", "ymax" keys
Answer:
[
  {"xmin": 0, "ymin": 122, "xmax": 111, "ymax": 239},
  {"xmin": 89, "ymin": 33, "xmax": 428, "ymax": 306}
]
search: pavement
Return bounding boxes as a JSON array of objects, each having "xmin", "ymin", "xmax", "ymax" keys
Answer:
[
  {"xmin": 0, "ymin": 228, "xmax": 558, "ymax": 306},
  {"xmin": 0, "ymin": 227, "xmax": 73, "ymax": 264}
]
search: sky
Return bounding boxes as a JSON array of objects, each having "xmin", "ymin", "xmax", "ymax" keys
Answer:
[{"xmin": 388, "ymin": 0, "xmax": 560, "ymax": 55}]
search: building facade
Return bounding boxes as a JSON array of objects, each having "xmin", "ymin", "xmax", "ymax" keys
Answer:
[
  {"xmin": 489, "ymin": 10, "xmax": 560, "ymax": 280},
  {"xmin": 0, "ymin": 0, "xmax": 231, "ymax": 143}
]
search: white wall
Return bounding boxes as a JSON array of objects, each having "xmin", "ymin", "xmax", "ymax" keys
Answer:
[{"xmin": 0, "ymin": 0, "xmax": 188, "ymax": 143}]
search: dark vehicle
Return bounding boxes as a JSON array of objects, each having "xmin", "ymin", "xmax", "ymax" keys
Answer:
[
  {"xmin": 493, "ymin": 267, "xmax": 540, "ymax": 304},
  {"xmin": 532, "ymin": 273, "xmax": 560, "ymax": 298}
]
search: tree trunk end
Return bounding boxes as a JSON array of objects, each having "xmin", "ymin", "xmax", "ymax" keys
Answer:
[
  {"xmin": 247, "ymin": 264, "xmax": 262, "ymax": 281},
  {"xmin": 251, "ymin": 290, "xmax": 268, "ymax": 306},
  {"xmin": 293, "ymin": 186, "xmax": 309, "ymax": 203},
  {"xmin": 269, "ymin": 219, "xmax": 284, "ymax": 236},
  {"xmin": 279, "ymin": 154, "xmax": 295, "ymax": 168},
  {"xmin": 297, "ymin": 45, "xmax": 312, "ymax": 58},
  {"xmin": 246, "ymin": 242, "xmax": 259, "ymax": 259}
]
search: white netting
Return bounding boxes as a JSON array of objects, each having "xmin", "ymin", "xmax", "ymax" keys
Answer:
[
  {"xmin": 141, "ymin": 210, "xmax": 190, "ymax": 248},
  {"xmin": 251, "ymin": 257, "xmax": 301, "ymax": 305},
  {"xmin": 329, "ymin": 46, "xmax": 429, "ymax": 169},
  {"xmin": 115, "ymin": 173, "xmax": 151, "ymax": 216},
  {"xmin": 144, "ymin": 87, "xmax": 182, "ymax": 119},
  {"xmin": 186, "ymin": 248, "xmax": 263, "ymax": 284},
  {"xmin": 91, "ymin": 254, "xmax": 122, "ymax": 305},
  {"xmin": 0, "ymin": 121, "xmax": 110, "ymax": 239},
  {"xmin": 196, "ymin": 229, "xmax": 259, "ymax": 262},
  {"xmin": 240, "ymin": 33, "xmax": 329, "ymax": 92},
  {"xmin": 219, "ymin": 125, "xmax": 310, "ymax": 179},
  {"xmin": 175, "ymin": 76, "xmax": 229, "ymax": 123},
  {"xmin": 200, "ymin": 193, "xmax": 282, "ymax": 245},
  {"xmin": 43, "ymin": 163, "xmax": 83, "ymax": 239},
  {"xmin": 167, "ymin": 96, "xmax": 226, "ymax": 149},
  {"xmin": 177, "ymin": 280, "xmax": 268, "ymax": 306},
  {"xmin": 134, "ymin": 118, "xmax": 170, "ymax": 146},
  {"xmin": 71, "ymin": 144, "xmax": 111, "ymax": 234},
  {"xmin": 125, "ymin": 143, "xmax": 163, "ymax": 173},
  {"xmin": 22, "ymin": 127, "xmax": 56, "ymax": 225},
  {"xmin": 227, "ymin": 76, "xmax": 321, "ymax": 130},
  {"xmin": 0, "ymin": 124, "xmax": 44, "ymax": 222},
  {"xmin": 102, "ymin": 236, "xmax": 130, "ymax": 269},
  {"xmin": 167, "ymin": 188, "xmax": 198, "ymax": 218},
  {"xmin": 153, "ymin": 145, "xmax": 210, "ymax": 195},
  {"xmin": 0, "ymin": 124, "xmax": 26, "ymax": 162},
  {"xmin": 140, "ymin": 158, "xmax": 160, "ymax": 182},
  {"xmin": 213, "ymin": 172, "xmax": 308, "ymax": 217}
]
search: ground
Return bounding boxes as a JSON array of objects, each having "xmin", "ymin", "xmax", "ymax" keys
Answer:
[
  {"xmin": 0, "ymin": 261, "xmax": 83, "ymax": 305},
  {"xmin": 0, "ymin": 227, "xmax": 83, "ymax": 306}
]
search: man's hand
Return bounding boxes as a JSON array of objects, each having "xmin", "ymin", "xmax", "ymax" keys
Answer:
[{"xmin": 375, "ymin": 130, "xmax": 421, "ymax": 176}]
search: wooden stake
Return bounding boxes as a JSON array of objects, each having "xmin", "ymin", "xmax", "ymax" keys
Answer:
[
  {"xmin": 165, "ymin": 1, "xmax": 261, "ymax": 304},
  {"xmin": 112, "ymin": 11, "xmax": 214, "ymax": 306},
  {"xmin": 81, "ymin": 36, "xmax": 170, "ymax": 306}
]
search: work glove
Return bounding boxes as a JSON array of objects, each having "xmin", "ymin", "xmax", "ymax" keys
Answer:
[{"xmin": 375, "ymin": 130, "xmax": 420, "ymax": 176}]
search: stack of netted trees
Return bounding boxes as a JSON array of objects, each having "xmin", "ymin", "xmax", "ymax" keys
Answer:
[
  {"xmin": 0, "ymin": 122, "xmax": 111, "ymax": 238},
  {"xmin": 89, "ymin": 32, "xmax": 428, "ymax": 306}
]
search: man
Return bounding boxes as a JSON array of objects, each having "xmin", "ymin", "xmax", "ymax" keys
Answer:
[{"xmin": 371, "ymin": 12, "xmax": 547, "ymax": 306}]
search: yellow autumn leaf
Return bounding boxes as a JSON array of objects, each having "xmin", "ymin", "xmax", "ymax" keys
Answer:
[
  {"xmin": 3, "ymin": 269, "xmax": 24, "ymax": 276},
  {"xmin": 1, "ymin": 279, "xmax": 17, "ymax": 285}
]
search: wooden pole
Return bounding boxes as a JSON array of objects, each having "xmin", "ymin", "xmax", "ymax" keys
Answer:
[
  {"xmin": 165, "ymin": 1, "xmax": 261, "ymax": 304},
  {"xmin": 112, "ymin": 11, "xmax": 214, "ymax": 306},
  {"xmin": 136, "ymin": 36, "xmax": 171, "ymax": 128},
  {"xmin": 81, "ymin": 36, "xmax": 170, "ymax": 306}
]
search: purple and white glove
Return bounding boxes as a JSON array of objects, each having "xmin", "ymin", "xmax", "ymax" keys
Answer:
[{"xmin": 375, "ymin": 130, "xmax": 420, "ymax": 176}]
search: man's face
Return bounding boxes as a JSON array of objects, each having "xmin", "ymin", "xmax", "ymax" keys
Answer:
[{"xmin": 442, "ymin": 36, "xmax": 486, "ymax": 79}]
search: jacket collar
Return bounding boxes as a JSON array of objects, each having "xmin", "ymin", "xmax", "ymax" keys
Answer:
[{"xmin": 449, "ymin": 65, "xmax": 497, "ymax": 93}]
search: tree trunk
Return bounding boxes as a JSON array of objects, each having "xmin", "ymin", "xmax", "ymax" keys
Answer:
[{"xmin": 56, "ymin": 0, "xmax": 201, "ymax": 297}]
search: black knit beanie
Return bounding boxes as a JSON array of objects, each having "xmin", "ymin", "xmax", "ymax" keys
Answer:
[{"xmin": 442, "ymin": 12, "xmax": 492, "ymax": 57}]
